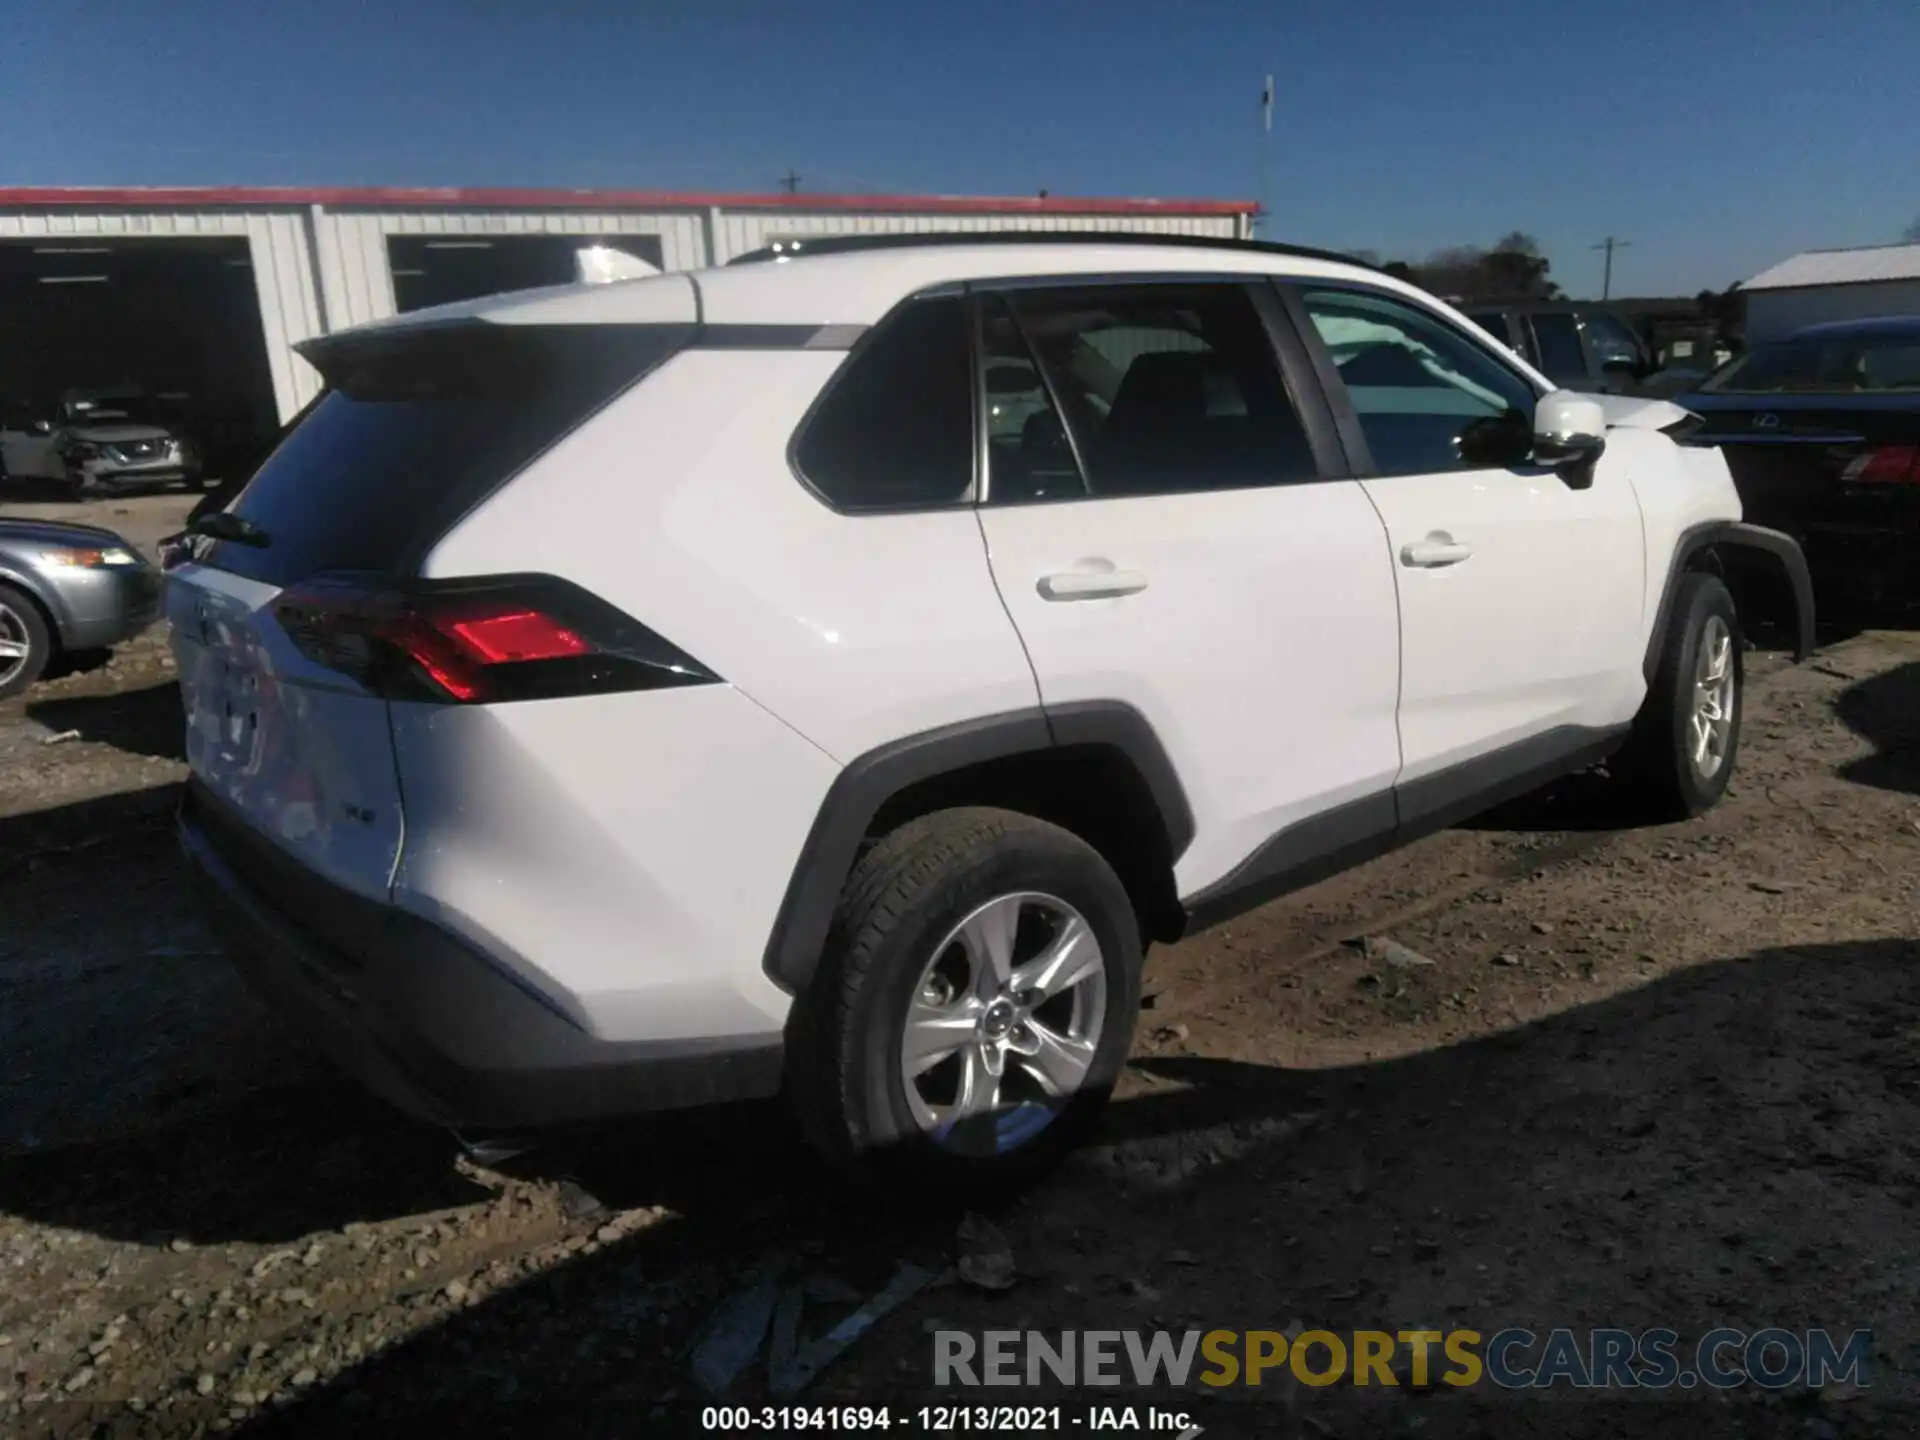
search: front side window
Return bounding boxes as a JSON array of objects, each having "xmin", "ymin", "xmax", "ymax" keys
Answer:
[
  {"xmin": 1299, "ymin": 288, "xmax": 1538, "ymax": 477},
  {"xmin": 1527, "ymin": 312, "xmax": 1589, "ymax": 382},
  {"xmin": 792, "ymin": 296, "xmax": 974, "ymax": 511},
  {"xmin": 994, "ymin": 283, "xmax": 1319, "ymax": 500}
]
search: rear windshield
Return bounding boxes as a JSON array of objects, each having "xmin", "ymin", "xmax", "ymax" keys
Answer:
[
  {"xmin": 1703, "ymin": 334, "xmax": 1920, "ymax": 394},
  {"xmin": 201, "ymin": 322, "xmax": 686, "ymax": 584}
]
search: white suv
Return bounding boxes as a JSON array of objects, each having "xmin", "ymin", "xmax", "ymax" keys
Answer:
[{"xmin": 168, "ymin": 234, "xmax": 1812, "ymax": 1192}]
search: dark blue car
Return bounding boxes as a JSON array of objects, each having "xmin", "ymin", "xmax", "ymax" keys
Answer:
[{"xmin": 1678, "ymin": 316, "xmax": 1920, "ymax": 614}]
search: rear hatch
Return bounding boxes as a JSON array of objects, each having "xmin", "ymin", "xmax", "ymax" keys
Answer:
[{"xmin": 168, "ymin": 316, "xmax": 692, "ymax": 958}]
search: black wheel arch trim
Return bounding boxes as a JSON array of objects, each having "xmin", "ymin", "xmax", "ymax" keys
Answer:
[
  {"xmin": 1644, "ymin": 520, "xmax": 1814, "ymax": 681},
  {"xmin": 761, "ymin": 701, "xmax": 1194, "ymax": 995}
]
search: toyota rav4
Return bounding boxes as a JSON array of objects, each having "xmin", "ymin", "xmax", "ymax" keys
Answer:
[{"xmin": 168, "ymin": 234, "xmax": 1813, "ymax": 1194}]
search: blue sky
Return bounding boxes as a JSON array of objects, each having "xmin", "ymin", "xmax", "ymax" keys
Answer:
[{"xmin": 3, "ymin": 0, "xmax": 1914, "ymax": 296}]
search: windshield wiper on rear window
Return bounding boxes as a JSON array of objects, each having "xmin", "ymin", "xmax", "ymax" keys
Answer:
[{"xmin": 188, "ymin": 512, "xmax": 272, "ymax": 548}]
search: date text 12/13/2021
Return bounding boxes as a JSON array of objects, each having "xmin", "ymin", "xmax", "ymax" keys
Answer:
[{"xmin": 701, "ymin": 1404, "xmax": 1204, "ymax": 1433}]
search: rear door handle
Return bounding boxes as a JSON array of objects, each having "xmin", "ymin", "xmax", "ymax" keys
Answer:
[
  {"xmin": 1400, "ymin": 534, "xmax": 1473, "ymax": 568},
  {"xmin": 1037, "ymin": 569, "xmax": 1150, "ymax": 601}
]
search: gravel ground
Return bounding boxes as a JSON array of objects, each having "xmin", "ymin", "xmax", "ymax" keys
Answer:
[{"xmin": 3, "ymin": 493, "xmax": 1918, "ymax": 1437}]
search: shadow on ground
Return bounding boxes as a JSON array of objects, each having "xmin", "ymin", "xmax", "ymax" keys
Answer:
[
  {"xmin": 0, "ymin": 784, "xmax": 489, "ymax": 1242},
  {"xmin": 26, "ymin": 678, "xmax": 186, "ymax": 760},
  {"xmin": 6, "ymin": 934, "xmax": 1902, "ymax": 1438},
  {"xmin": 39, "ymin": 646, "xmax": 114, "ymax": 682},
  {"xmin": 0, "ymin": 476, "xmax": 78, "ymax": 505},
  {"xmin": 0, "ymin": 779, "xmax": 180, "ymax": 862},
  {"xmin": 1836, "ymin": 661, "xmax": 1920, "ymax": 797}
]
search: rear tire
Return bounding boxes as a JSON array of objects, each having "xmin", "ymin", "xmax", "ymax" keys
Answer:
[
  {"xmin": 1614, "ymin": 572, "xmax": 1742, "ymax": 820},
  {"xmin": 0, "ymin": 583, "xmax": 53, "ymax": 700},
  {"xmin": 787, "ymin": 807, "xmax": 1141, "ymax": 1198}
]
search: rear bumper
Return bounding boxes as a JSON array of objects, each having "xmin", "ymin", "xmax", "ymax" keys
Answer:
[{"xmin": 178, "ymin": 782, "xmax": 784, "ymax": 1129}]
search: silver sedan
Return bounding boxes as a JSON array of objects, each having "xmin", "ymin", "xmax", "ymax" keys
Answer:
[{"xmin": 0, "ymin": 520, "xmax": 162, "ymax": 698}]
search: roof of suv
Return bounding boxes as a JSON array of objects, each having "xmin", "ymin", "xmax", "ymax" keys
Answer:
[{"xmin": 342, "ymin": 234, "xmax": 1399, "ymax": 337}]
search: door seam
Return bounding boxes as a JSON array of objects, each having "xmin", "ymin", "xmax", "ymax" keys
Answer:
[
  {"xmin": 969, "ymin": 508, "xmax": 1052, "ymax": 739},
  {"xmin": 1354, "ymin": 476, "xmax": 1409, "ymax": 818}
]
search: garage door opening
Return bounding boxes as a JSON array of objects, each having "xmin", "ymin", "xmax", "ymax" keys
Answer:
[
  {"xmin": 0, "ymin": 236, "xmax": 280, "ymax": 490},
  {"xmin": 387, "ymin": 233, "xmax": 665, "ymax": 313}
]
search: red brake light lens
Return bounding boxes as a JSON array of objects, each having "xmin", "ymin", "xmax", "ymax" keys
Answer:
[
  {"xmin": 273, "ymin": 575, "xmax": 717, "ymax": 704},
  {"xmin": 444, "ymin": 609, "xmax": 590, "ymax": 664},
  {"xmin": 1841, "ymin": 444, "xmax": 1920, "ymax": 485}
]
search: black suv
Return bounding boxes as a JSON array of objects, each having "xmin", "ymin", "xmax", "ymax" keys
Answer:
[{"xmin": 1461, "ymin": 302, "xmax": 1655, "ymax": 395}]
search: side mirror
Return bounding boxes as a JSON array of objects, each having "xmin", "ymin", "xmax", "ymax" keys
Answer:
[
  {"xmin": 30, "ymin": 419, "xmax": 52, "ymax": 435},
  {"xmin": 1457, "ymin": 411, "xmax": 1534, "ymax": 468},
  {"xmin": 1533, "ymin": 390, "xmax": 1607, "ymax": 486}
]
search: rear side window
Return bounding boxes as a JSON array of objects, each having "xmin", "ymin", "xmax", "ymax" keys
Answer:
[
  {"xmin": 1706, "ymin": 334, "xmax": 1920, "ymax": 393},
  {"xmin": 206, "ymin": 324, "xmax": 685, "ymax": 584},
  {"xmin": 1000, "ymin": 283, "xmax": 1319, "ymax": 499},
  {"xmin": 1466, "ymin": 311, "xmax": 1511, "ymax": 343},
  {"xmin": 1526, "ymin": 313, "xmax": 1588, "ymax": 383},
  {"xmin": 792, "ymin": 296, "xmax": 973, "ymax": 511}
]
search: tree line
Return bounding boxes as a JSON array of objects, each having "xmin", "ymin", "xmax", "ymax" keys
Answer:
[
  {"xmin": 1344, "ymin": 232, "xmax": 1560, "ymax": 302},
  {"xmin": 1346, "ymin": 233, "xmax": 1742, "ymax": 338}
]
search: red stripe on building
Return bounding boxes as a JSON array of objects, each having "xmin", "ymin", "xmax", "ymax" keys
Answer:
[{"xmin": 0, "ymin": 186, "xmax": 1255, "ymax": 216}]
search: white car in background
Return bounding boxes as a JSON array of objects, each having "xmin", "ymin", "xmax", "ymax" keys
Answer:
[
  {"xmin": 165, "ymin": 233, "xmax": 1813, "ymax": 1195},
  {"xmin": 0, "ymin": 391, "xmax": 202, "ymax": 497}
]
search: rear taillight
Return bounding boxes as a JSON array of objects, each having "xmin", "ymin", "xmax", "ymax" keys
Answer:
[
  {"xmin": 1841, "ymin": 445, "xmax": 1920, "ymax": 485},
  {"xmin": 272, "ymin": 574, "xmax": 718, "ymax": 704}
]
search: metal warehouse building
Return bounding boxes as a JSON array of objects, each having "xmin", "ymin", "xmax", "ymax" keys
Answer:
[
  {"xmin": 1739, "ymin": 242, "xmax": 1920, "ymax": 342},
  {"xmin": 0, "ymin": 186, "xmax": 1253, "ymax": 462}
]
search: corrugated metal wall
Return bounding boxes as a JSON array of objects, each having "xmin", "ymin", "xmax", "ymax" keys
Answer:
[
  {"xmin": 248, "ymin": 213, "xmax": 326, "ymax": 419},
  {"xmin": 0, "ymin": 207, "xmax": 322, "ymax": 419},
  {"xmin": 1745, "ymin": 281, "xmax": 1920, "ymax": 342},
  {"xmin": 0, "ymin": 210, "xmax": 256, "ymax": 240},
  {"xmin": 713, "ymin": 209, "xmax": 1241, "ymax": 264},
  {"xmin": 0, "ymin": 203, "xmax": 1249, "ymax": 422},
  {"xmin": 310, "ymin": 209, "xmax": 709, "ymax": 333}
]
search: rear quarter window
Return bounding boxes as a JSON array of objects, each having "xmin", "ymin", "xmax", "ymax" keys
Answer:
[
  {"xmin": 202, "ymin": 323, "xmax": 686, "ymax": 585},
  {"xmin": 790, "ymin": 296, "xmax": 974, "ymax": 512}
]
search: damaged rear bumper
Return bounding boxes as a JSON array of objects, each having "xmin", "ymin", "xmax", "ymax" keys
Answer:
[{"xmin": 177, "ymin": 781, "xmax": 784, "ymax": 1130}]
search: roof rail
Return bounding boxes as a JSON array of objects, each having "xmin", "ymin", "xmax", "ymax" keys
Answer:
[{"xmin": 726, "ymin": 230, "xmax": 1380, "ymax": 271}]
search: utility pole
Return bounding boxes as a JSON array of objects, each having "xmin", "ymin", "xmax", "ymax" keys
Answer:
[
  {"xmin": 779, "ymin": 171, "xmax": 801, "ymax": 195},
  {"xmin": 1592, "ymin": 236, "xmax": 1632, "ymax": 301},
  {"xmin": 1255, "ymin": 74, "xmax": 1274, "ymax": 239}
]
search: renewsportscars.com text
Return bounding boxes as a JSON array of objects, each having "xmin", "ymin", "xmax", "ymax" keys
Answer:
[{"xmin": 934, "ymin": 1327, "xmax": 1872, "ymax": 1390}]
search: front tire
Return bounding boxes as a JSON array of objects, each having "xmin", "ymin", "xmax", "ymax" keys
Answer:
[
  {"xmin": 787, "ymin": 808, "xmax": 1141, "ymax": 1197},
  {"xmin": 1615, "ymin": 572, "xmax": 1742, "ymax": 819},
  {"xmin": 0, "ymin": 583, "xmax": 52, "ymax": 699}
]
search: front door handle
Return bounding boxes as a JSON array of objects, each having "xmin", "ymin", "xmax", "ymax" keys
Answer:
[
  {"xmin": 1037, "ymin": 569, "xmax": 1150, "ymax": 601},
  {"xmin": 1400, "ymin": 533, "xmax": 1474, "ymax": 568}
]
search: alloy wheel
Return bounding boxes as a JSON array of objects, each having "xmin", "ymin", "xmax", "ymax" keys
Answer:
[
  {"xmin": 899, "ymin": 891, "xmax": 1108, "ymax": 1157},
  {"xmin": 1689, "ymin": 614, "xmax": 1735, "ymax": 779},
  {"xmin": 0, "ymin": 600, "xmax": 33, "ymax": 690}
]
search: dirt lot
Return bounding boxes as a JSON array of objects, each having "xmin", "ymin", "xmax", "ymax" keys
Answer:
[{"xmin": 3, "ymin": 492, "xmax": 1919, "ymax": 1437}]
